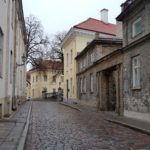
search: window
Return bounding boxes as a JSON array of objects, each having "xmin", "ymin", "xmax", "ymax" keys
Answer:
[
  {"xmin": 83, "ymin": 57, "xmax": 86, "ymax": 68},
  {"xmin": 61, "ymin": 76, "xmax": 64, "ymax": 82},
  {"xmin": 67, "ymin": 53, "xmax": 69, "ymax": 66},
  {"xmin": 80, "ymin": 60, "xmax": 83, "ymax": 70},
  {"xmin": 80, "ymin": 78, "xmax": 83, "ymax": 93},
  {"xmin": 36, "ymin": 76, "xmax": 38, "ymax": 82},
  {"xmin": 0, "ymin": 27, "xmax": 3, "ymax": 78},
  {"xmin": 52, "ymin": 76, "xmax": 56, "ymax": 83},
  {"xmin": 132, "ymin": 55, "xmax": 140, "ymax": 89},
  {"xmin": 90, "ymin": 52, "xmax": 95, "ymax": 63},
  {"xmin": 83, "ymin": 77, "xmax": 86, "ymax": 93},
  {"xmin": 71, "ymin": 50, "xmax": 73, "ymax": 64},
  {"xmin": 90, "ymin": 74, "xmax": 94, "ymax": 92},
  {"xmin": 132, "ymin": 17, "xmax": 142, "ymax": 37},
  {"xmin": 44, "ymin": 75, "xmax": 47, "ymax": 82}
]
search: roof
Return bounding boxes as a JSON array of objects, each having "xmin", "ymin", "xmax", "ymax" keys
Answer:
[
  {"xmin": 76, "ymin": 38, "xmax": 122, "ymax": 59},
  {"xmin": 116, "ymin": 0, "xmax": 142, "ymax": 21},
  {"xmin": 74, "ymin": 18, "xmax": 117, "ymax": 36},
  {"xmin": 28, "ymin": 60, "xmax": 63, "ymax": 72}
]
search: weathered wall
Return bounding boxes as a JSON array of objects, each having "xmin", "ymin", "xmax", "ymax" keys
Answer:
[
  {"xmin": 123, "ymin": 0, "xmax": 150, "ymax": 46},
  {"xmin": 123, "ymin": 40, "xmax": 150, "ymax": 113}
]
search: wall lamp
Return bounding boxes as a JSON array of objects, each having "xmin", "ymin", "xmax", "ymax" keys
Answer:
[{"xmin": 16, "ymin": 53, "xmax": 26, "ymax": 67}]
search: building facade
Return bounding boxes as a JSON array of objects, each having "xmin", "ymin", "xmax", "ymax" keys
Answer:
[
  {"xmin": 61, "ymin": 9, "xmax": 118, "ymax": 101},
  {"xmin": 0, "ymin": 0, "xmax": 26, "ymax": 117},
  {"xmin": 76, "ymin": 38, "xmax": 123, "ymax": 114},
  {"xmin": 117, "ymin": 0, "xmax": 150, "ymax": 121},
  {"xmin": 27, "ymin": 60, "xmax": 64, "ymax": 99}
]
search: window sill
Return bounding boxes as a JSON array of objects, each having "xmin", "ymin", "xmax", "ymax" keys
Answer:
[
  {"xmin": 132, "ymin": 87, "xmax": 141, "ymax": 90},
  {"xmin": 132, "ymin": 31, "xmax": 142, "ymax": 39}
]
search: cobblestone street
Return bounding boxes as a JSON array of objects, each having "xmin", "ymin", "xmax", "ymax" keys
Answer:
[{"xmin": 25, "ymin": 101, "xmax": 150, "ymax": 150}]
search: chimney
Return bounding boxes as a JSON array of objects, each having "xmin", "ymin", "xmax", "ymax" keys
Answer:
[{"xmin": 100, "ymin": 9, "xmax": 108, "ymax": 23}]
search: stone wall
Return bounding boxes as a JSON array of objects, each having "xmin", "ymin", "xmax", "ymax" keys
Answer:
[{"xmin": 123, "ymin": 40, "xmax": 150, "ymax": 113}]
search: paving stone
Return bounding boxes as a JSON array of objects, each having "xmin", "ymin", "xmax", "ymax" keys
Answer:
[{"xmin": 25, "ymin": 101, "xmax": 150, "ymax": 150}]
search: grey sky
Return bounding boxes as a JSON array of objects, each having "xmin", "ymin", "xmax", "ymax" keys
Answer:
[{"xmin": 23, "ymin": 0, "xmax": 125, "ymax": 35}]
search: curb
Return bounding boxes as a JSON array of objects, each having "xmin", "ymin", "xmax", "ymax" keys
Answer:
[
  {"xmin": 106, "ymin": 119, "xmax": 150, "ymax": 136},
  {"xmin": 59, "ymin": 102, "xmax": 81, "ymax": 112},
  {"xmin": 17, "ymin": 101, "xmax": 32, "ymax": 150}
]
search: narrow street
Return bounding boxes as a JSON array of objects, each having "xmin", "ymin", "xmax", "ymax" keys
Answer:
[{"xmin": 25, "ymin": 101, "xmax": 150, "ymax": 150}]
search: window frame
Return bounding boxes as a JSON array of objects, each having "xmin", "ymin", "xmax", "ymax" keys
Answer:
[
  {"xmin": 44, "ymin": 75, "xmax": 47, "ymax": 82},
  {"xmin": 132, "ymin": 55, "xmax": 141, "ymax": 89},
  {"xmin": 90, "ymin": 73, "xmax": 94, "ymax": 93},
  {"xmin": 132, "ymin": 17, "xmax": 142, "ymax": 37},
  {"xmin": 83, "ymin": 77, "xmax": 86, "ymax": 93},
  {"xmin": 80, "ymin": 78, "xmax": 83, "ymax": 94}
]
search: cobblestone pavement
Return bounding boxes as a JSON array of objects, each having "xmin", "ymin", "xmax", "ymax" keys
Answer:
[{"xmin": 25, "ymin": 101, "xmax": 150, "ymax": 150}]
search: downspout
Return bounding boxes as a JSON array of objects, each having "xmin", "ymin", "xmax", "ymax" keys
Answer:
[
  {"xmin": 12, "ymin": 0, "xmax": 17, "ymax": 110},
  {"xmin": 5, "ymin": 0, "xmax": 11, "ymax": 104}
]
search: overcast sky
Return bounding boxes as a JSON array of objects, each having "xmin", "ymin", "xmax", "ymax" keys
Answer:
[{"xmin": 22, "ymin": 0, "xmax": 125, "ymax": 36}]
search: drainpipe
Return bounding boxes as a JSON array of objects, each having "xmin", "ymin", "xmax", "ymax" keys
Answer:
[{"xmin": 12, "ymin": 0, "xmax": 17, "ymax": 111}]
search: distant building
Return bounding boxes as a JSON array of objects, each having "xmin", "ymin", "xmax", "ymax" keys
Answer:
[
  {"xmin": 27, "ymin": 60, "xmax": 64, "ymax": 99},
  {"xmin": 61, "ymin": 9, "xmax": 120, "ymax": 102},
  {"xmin": 76, "ymin": 37, "xmax": 122, "ymax": 113},
  {"xmin": 0, "ymin": 0, "xmax": 26, "ymax": 117},
  {"xmin": 117, "ymin": 0, "xmax": 150, "ymax": 121}
]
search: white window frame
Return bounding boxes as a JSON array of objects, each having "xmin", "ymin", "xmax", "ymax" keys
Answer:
[
  {"xmin": 132, "ymin": 17, "xmax": 142, "ymax": 37},
  {"xmin": 132, "ymin": 55, "xmax": 140, "ymax": 89}
]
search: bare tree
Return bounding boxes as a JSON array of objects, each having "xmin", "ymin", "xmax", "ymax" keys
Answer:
[
  {"xmin": 48, "ymin": 31, "xmax": 66, "ymax": 63},
  {"xmin": 25, "ymin": 15, "xmax": 49, "ymax": 67}
]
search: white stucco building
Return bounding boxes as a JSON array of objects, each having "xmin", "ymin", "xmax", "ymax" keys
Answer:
[{"xmin": 0, "ymin": 0, "xmax": 26, "ymax": 118}]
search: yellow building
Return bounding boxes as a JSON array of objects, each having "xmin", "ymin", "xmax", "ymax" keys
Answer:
[
  {"xmin": 26, "ymin": 73, "xmax": 31, "ymax": 98},
  {"xmin": 61, "ymin": 9, "xmax": 118, "ymax": 101},
  {"xmin": 27, "ymin": 60, "xmax": 64, "ymax": 99}
]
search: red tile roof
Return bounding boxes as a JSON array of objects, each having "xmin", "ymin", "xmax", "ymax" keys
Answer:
[
  {"xmin": 74, "ymin": 18, "xmax": 116, "ymax": 36},
  {"xmin": 28, "ymin": 60, "xmax": 63, "ymax": 72}
]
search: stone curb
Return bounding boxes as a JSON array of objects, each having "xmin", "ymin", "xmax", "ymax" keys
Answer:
[
  {"xmin": 17, "ymin": 101, "xmax": 32, "ymax": 150},
  {"xmin": 106, "ymin": 118, "xmax": 150, "ymax": 136},
  {"xmin": 59, "ymin": 102, "xmax": 81, "ymax": 112}
]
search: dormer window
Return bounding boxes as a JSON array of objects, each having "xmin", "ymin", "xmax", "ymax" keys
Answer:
[{"xmin": 132, "ymin": 17, "xmax": 142, "ymax": 37}]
